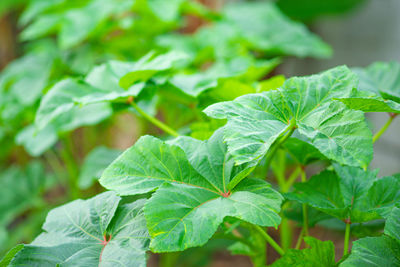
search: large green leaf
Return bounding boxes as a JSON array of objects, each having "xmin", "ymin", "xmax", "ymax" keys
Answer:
[
  {"xmin": 223, "ymin": 2, "xmax": 332, "ymax": 58},
  {"xmin": 271, "ymin": 237, "xmax": 336, "ymax": 266},
  {"xmin": 8, "ymin": 192, "xmax": 149, "ymax": 267},
  {"xmin": 286, "ymin": 164, "xmax": 400, "ymax": 223},
  {"xmin": 340, "ymin": 204, "xmax": 400, "ymax": 267},
  {"xmin": 79, "ymin": 146, "xmax": 122, "ymax": 190},
  {"xmin": 338, "ymin": 61, "xmax": 400, "ymax": 113},
  {"xmin": 100, "ymin": 129, "xmax": 283, "ymax": 252},
  {"xmin": 205, "ymin": 66, "xmax": 373, "ymax": 168}
]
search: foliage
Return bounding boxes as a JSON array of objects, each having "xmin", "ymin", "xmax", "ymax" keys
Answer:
[{"xmin": 0, "ymin": 0, "xmax": 399, "ymax": 266}]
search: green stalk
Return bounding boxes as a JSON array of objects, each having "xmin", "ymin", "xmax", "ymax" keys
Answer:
[
  {"xmin": 130, "ymin": 101, "xmax": 179, "ymax": 137},
  {"xmin": 265, "ymin": 121, "xmax": 296, "ymax": 172},
  {"xmin": 373, "ymin": 113, "xmax": 397, "ymax": 143},
  {"xmin": 253, "ymin": 225, "xmax": 284, "ymax": 256},
  {"xmin": 282, "ymin": 166, "xmax": 301, "ymax": 192},
  {"xmin": 300, "ymin": 168, "xmax": 309, "ymax": 238},
  {"xmin": 60, "ymin": 136, "xmax": 80, "ymax": 199},
  {"xmin": 343, "ymin": 222, "xmax": 351, "ymax": 256},
  {"xmin": 295, "ymin": 228, "xmax": 304, "ymax": 249}
]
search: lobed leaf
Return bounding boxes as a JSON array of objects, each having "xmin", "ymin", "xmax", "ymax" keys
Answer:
[
  {"xmin": 7, "ymin": 192, "xmax": 149, "ymax": 267},
  {"xmin": 286, "ymin": 164, "xmax": 400, "ymax": 223},
  {"xmin": 205, "ymin": 66, "xmax": 373, "ymax": 168},
  {"xmin": 100, "ymin": 129, "xmax": 283, "ymax": 252}
]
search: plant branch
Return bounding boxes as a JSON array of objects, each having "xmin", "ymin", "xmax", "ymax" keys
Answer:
[
  {"xmin": 373, "ymin": 113, "xmax": 397, "ymax": 143},
  {"xmin": 343, "ymin": 222, "xmax": 351, "ymax": 257},
  {"xmin": 253, "ymin": 225, "xmax": 284, "ymax": 256},
  {"xmin": 130, "ymin": 101, "xmax": 179, "ymax": 137},
  {"xmin": 295, "ymin": 228, "xmax": 304, "ymax": 249}
]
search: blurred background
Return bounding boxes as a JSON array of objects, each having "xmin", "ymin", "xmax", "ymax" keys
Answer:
[{"xmin": 0, "ymin": 0, "xmax": 399, "ymax": 266}]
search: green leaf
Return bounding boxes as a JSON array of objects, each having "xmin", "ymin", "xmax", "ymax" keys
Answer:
[
  {"xmin": 79, "ymin": 146, "xmax": 121, "ymax": 190},
  {"xmin": 338, "ymin": 61, "xmax": 400, "ymax": 113},
  {"xmin": 384, "ymin": 203, "xmax": 400, "ymax": 242},
  {"xmin": 147, "ymin": 0, "xmax": 185, "ymax": 22},
  {"xmin": 20, "ymin": 0, "xmax": 133, "ymax": 49},
  {"xmin": 340, "ymin": 203, "xmax": 400, "ymax": 266},
  {"xmin": 8, "ymin": 192, "xmax": 149, "ymax": 267},
  {"xmin": 340, "ymin": 236, "xmax": 400, "ymax": 267},
  {"xmin": 283, "ymin": 138, "xmax": 326, "ymax": 166},
  {"xmin": 15, "ymin": 124, "xmax": 58, "ymax": 157},
  {"xmin": 172, "ymin": 57, "xmax": 280, "ymax": 98},
  {"xmin": 223, "ymin": 2, "xmax": 332, "ymax": 58},
  {"xmin": 100, "ymin": 129, "xmax": 283, "ymax": 252},
  {"xmin": 271, "ymin": 237, "xmax": 336, "ymax": 266},
  {"xmin": 205, "ymin": 66, "xmax": 373, "ymax": 168},
  {"xmin": 277, "ymin": 0, "xmax": 365, "ymax": 21},
  {"xmin": 0, "ymin": 162, "xmax": 47, "ymax": 227},
  {"xmin": 119, "ymin": 51, "xmax": 189, "ymax": 89},
  {"xmin": 0, "ymin": 47, "xmax": 55, "ymax": 106},
  {"xmin": 286, "ymin": 164, "xmax": 400, "ymax": 223},
  {"xmin": 34, "ymin": 78, "xmax": 113, "ymax": 131},
  {"xmin": 0, "ymin": 245, "xmax": 24, "ymax": 267}
]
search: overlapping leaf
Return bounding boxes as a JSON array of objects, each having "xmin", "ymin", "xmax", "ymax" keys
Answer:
[
  {"xmin": 100, "ymin": 129, "xmax": 283, "ymax": 252},
  {"xmin": 170, "ymin": 57, "xmax": 280, "ymax": 97},
  {"xmin": 0, "ymin": 162, "xmax": 46, "ymax": 227},
  {"xmin": 340, "ymin": 203, "xmax": 400, "ymax": 266},
  {"xmin": 271, "ymin": 237, "xmax": 336, "ymax": 266},
  {"xmin": 286, "ymin": 164, "xmax": 400, "ymax": 223},
  {"xmin": 7, "ymin": 192, "xmax": 149, "ymax": 267},
  {"xmin": 20, "ymin": 0, "xmax": 133, "ymax": 49},
  {"xmin": 223, "ymin": 2, "xmax": 332, "ymax": 58},
  {"xmin": 79, "ymin": 146, "xmax": 121, "ymax": 190},
  {"xmin": 338, "ymin": 61, "xmax": 400, "ymax": 113},
  {"xmin": 205, "ymin": 66, "xmax": 373, "ymax": 168}
]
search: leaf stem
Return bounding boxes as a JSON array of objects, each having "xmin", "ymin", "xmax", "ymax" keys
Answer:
[
  {"xmin": 265, "ymin": 120, "xmax": 296, "ymax": 171},
  {"xmin": 253, "ymin": 225, "xmax": 284, "ymax": 256},
  {"xmin": 130, "ymin": 101, "xmax": 179, "ymax": 137},
  {"xmin": 300, "ymin": 167, "xmax": 309, "ymax": 238},
  {"xmin": 343, "ymin": 222, "xmax": 351, "ymax": 256},
  {"xmin": 295, "ymin": 228, "xmax": 304, "ymax": 249},
  {"xmin": 282, "ymin": 166, "xmax": 301, "ymax": 192},
  {"xmin": 372, "ymin": 113, "xmax": 397, "ymax": 143}
]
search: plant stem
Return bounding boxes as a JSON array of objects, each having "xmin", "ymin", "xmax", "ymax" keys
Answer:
[
  {"xmin": 130, "ymin": 101, "xmax": 179, "ymax": 137},
  {"xmin": 343, "ymin": 222, "xmax": 351, "ymax": 256},
  {"xmin": 282, "ymin": 166, "xmax": 301, "ymax": 192},
  {"xmin": 265, "ymin": 121, "xmax": 296, "ymax": 171},
  {"xmin": 295, "ymin": 228, "xmax": 304, "ymax": 249},
  {"xmin": 253, "ymin": 225, "xmax": 284, "ymax": 256},
  {"xmin": 373, "ymin": 113, "xmax": 397, "ymax": 143},
  {"xmin": 60, "ymin": 136, "xmax": 80, "ymax": 199},
  {"xmin": 300, "ymin": 167, "xmax": 309, "ymax": 238}
]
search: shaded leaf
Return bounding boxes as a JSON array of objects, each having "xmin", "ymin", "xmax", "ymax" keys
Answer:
[
  {"xmin": 224, "ymin": 2, "xmax": 332, "ymax": 58},
  {"xmin": 271, "ymin": 237, "xmax": 336, "ymax": 266},
  {"xmin": 8, "ymin": 192, "xmax": 149, "ymax": 267},
  {"xmin": 286, "ymin": 164, "xmax": 400, "ymax": 223},
  {"xmin": 79, "ymin": 146, "xmax": 122, "ymax": 190},
  {"xmin": 339, "ymin": 61, "xmax": 400, "ymax": 113}
]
